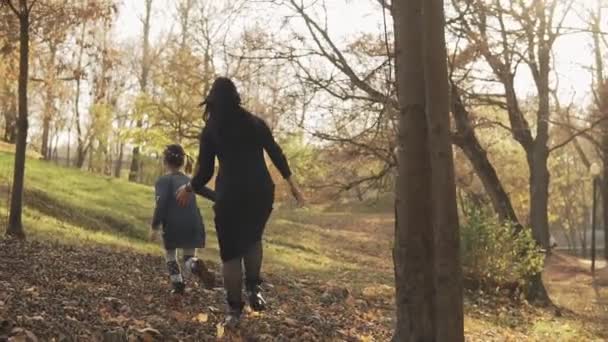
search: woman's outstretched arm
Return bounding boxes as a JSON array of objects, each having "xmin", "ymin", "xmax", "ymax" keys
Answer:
[
  {"xmin": 259, "ymin": 119, "xmax": 304, "ymax": 205},
  {"xmin": 259, "ymin": 119, "xmax": 292, "ymax": 180}
]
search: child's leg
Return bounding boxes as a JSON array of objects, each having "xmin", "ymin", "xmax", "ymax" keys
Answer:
[{"xmin": 165, "ymin": 249, "xmax": 185, "ymax": 294}]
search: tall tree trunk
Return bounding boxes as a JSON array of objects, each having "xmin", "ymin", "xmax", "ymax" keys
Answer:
[
  {"xmin": 66, "ymin": 124, "xmax": 71, "ymax": 167},
  {"xmin": 423, "ymin": 0, "xmax": 464, "ymax": 339},
  {"xmin": 3, "ymin": 92, "xmax": 17, "ymax": 144},
  {"xmin": 6, "ymin": 4, "xmax": 30, "ymax": 239},
  {"xmin": 114, "ymin": 141, "xmax": 124, "ymax": 178},
  {"xmin": 40, "ymin": 44, "xmax": 57, "ymax": 160},
  {"xmin": 451, "ymin": 85, "xmax": 522, "ymax": 229},
  {"xmin": 129, "ymin": 0, "xmax": 153, "ymax": 182},
  {"xmin": 74, "ymin": 23, "xmax": 86, "ymax": 169},
  {"xmin": 392, "ymin": 0, "xmax": 436, "ymax": 340},
  {"xmin": 593, "ymin": 0, "xmax": 608, "ymax": 261}
]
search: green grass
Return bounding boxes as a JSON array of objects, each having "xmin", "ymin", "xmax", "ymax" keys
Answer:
[{"xmin": 0, "ymin": 152, "xmax": 361, "ymax": 280}]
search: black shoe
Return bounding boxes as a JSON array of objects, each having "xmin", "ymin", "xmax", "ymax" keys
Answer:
[
  {"xmin": 224, "ymin": 301, "xmax": 243, "ymax": 328},
  {"xmin": 171, "ymin": 282, "xmax": 185, "ymax": 295},
  {"xmin": 246, "ymin": 281, "xmax": 266, "ymax": 312}
]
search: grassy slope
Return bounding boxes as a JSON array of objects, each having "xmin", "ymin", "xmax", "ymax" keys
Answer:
[{"xmin": 1, "ymin": 151, "xmax": 606, "ymax": 340}]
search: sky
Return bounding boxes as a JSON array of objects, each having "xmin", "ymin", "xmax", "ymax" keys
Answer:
[{"xmin": 112, "ymin": 0, "xmax": 597, "ymax": 108}]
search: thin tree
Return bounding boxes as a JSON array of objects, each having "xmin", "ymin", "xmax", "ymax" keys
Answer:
[
  {"xmin": 3, "ymin": 0, "xmax": 36, "ymax": 239},
  {"xmin": 129, "ymin": 0, "xmax": 153, "ymax": 182}
]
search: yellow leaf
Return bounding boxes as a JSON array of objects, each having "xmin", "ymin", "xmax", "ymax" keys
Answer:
[{"xmin": 193, "ymin": 313, "xmax": 208, "ymax": 323}]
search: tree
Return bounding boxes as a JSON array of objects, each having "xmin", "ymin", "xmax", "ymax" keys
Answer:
[
  {"xmin": 392, "ymin": 0, "xmax": 435, "ymax": 337},
  {"xmin": 128, "ymin": 0, "xmax": 153, "ymax": 182},
  {"xmin": 393, "ymin": 0, "xmax": 463, "ymax": 339},
  {"xmin": 3, "ymin": 0, "xmax": 35, "ymax": 239},
  {"xmin": 423, "ymin": 0, "xmax": 463, "ymax": 338},
  {"xmin": 449, "ymin": 0, "xmax": 579, "ymax": 303}
]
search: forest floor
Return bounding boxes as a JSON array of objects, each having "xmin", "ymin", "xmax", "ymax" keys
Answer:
[{"xmin": 0, "ymin": 152, "xmax": 607, "ymax": 341}]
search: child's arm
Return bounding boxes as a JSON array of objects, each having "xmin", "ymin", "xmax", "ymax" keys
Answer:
[
  {"xmin": 151, "ymin": 177, "xmax": 170, "ymax": 230},
  {"xmin": 194, "ymin": 186, "xmax": 216, "ymax": 202}
]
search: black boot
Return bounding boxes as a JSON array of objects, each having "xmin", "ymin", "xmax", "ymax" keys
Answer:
[
  {"xmin": 224, "ymin": 301, "xmax": 244, "ymax": 328},
  {"xmin": 246, "ymin": 279, "xmax": 266, "ymax": 311},
  {"xmin": 171, "ymin": 281, "xmax": 185, "ymax": 295}
]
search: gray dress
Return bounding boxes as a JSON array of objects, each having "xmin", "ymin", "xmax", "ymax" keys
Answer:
[{"xmin": 152, "ymin": 172, "xmax": 215, "ymax": 250}]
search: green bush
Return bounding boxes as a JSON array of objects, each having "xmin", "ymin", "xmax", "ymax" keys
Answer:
[{"xmin": 460, "ymin": 209, "xmax": 544, "ymax": 286}]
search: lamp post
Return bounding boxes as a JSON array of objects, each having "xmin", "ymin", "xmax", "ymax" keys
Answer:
[{"xmin": 590, "ymin": 162, "xmax": 601, "ymax": 275}]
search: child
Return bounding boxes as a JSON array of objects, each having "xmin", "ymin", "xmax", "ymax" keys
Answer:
[{"xmin": 151, "ymin": 144, "xmax": 216, "ymax": 295}]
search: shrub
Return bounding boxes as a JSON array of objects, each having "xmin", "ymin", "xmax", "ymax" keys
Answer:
[{"xmin": 460, "ymin": 209, "xmax": 544, "ymax": 287}]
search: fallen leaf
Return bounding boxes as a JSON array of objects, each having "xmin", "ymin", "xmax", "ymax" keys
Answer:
[
  {"xmin": 170, "ymin": 311, "xmax": 188, "ymax": 322},
  {"xmin": 193, "ymin": 313, "xmax": 208, "ymax": 323},
  {"xmin": 216, "ymin": 323, "xmax": 224, "ymax": 338}
]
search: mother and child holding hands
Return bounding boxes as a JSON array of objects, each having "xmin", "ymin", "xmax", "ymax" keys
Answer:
[{"xmin": 149, "ymin": 77, "xmax": 305, "ymax": 327}]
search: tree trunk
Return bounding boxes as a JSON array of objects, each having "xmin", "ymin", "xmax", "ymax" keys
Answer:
[
  {"xmin": 114, "ymin": 141, "xmax": 124, "ymax": 178},
  {"xmin": 3, "ymin": 93, "xmax": 17, "ymax": 143},
  {"xmin": 129, "ymin": 0, "xmax": 153, "ymax": 182},
  {"xmin": 6, "ymin": 6, "xmax": 29, "ymax": 239},
  {"xmin": 40, "ymin": 44, "xmax": 57, "ymax": 160},
  {"xmin": 451, "ymin": 85, "xmax": 522, "ymax": 230},
  {"xmin": 525, "ymin": 136, "xmax": 551, "ymax": 305},
  {"xmin": 392, "ymin": 0, "xmax": 436, "ymax": 340},
  {"xmin": 129, "ymin": 145, "xmax": 141, "ymax": 181},
  {"xmin": 423, "ymin": 0, "xmax": 464, "ymax": 339}
]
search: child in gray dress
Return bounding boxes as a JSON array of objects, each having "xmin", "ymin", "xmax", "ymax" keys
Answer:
[{"xmin": 151, "ymin": 144, "xmax": 216, "ymax": 294}]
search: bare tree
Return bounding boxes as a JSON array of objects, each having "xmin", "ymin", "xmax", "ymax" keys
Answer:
[
  {"xmin": 3, "ymin": 0, "xmax": 36, "ymax": 239},
  {"xmin": 129, "ymin": 0, "xmax": 153, "ymax": 182}
]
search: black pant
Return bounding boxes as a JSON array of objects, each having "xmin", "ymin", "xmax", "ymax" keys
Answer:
[{"xmin": 222, "ymin": 240, "xmax": 263, "ymax": 305}]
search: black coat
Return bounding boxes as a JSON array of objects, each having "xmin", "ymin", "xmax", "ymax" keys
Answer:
[
  {"xmin": 191, "ymin": 108, "xmax": 292, "ymax": 261},
  {"xmin": 152, "ymin": 172, "xmax": 215, "ymax": 250}
]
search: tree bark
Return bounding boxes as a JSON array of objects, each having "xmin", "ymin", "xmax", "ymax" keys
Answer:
[
  {"xmin": 6, "ymin": 2, "xmax": 30, "ymax": 239},
  {"xmin": 392, "ymin": 0, "xmax": 436, "ymax": 340},
  {"xmin": 423, "ymin": 0, "xmax": 464, "ymax": 339},
  {"xmin": 129, "ymin": 0, "xmax": 153, "ymax": 182},
  {"xmin": 593, "ymin": 0, "xmax": 608, "ymax": 261},
  {"xmin": 451, "ymin": 85, "xmax": 522, "ymax": 230},
  {"xmin": 114, "ymin": 141, "xmax": 124, "ymax": 178},
  {"xmin": 2, "ymin": 92, "xmax": 17, "ymax": 143},
  {"xmin": 40, "ymin": 44, "xmax": 57, "ymax": 160}
]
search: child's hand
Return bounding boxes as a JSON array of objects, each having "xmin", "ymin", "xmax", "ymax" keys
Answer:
[{"xmin": 149, "ymin": 229, "xmax": 160, "ymax": 242}]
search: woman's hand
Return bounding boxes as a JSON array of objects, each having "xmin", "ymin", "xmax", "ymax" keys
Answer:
[
  {"xmin": 287, "ymin": 177, "xmax": 305, "ymax": 207},
  {"xmin": 176, "ymin": 184, "xmax": 192, "ymax": 207}
]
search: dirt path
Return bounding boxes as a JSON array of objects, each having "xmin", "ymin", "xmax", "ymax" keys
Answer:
[{"xmin": 544, "ymin": 252, "xmax": 608, "ymax": 338}]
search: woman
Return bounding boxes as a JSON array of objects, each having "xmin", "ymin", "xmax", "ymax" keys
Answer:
[{"xmin": 176, "ymin": 77, "xmax": 304, "ymax": 326}]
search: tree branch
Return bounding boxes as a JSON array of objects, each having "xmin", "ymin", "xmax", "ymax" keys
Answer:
[{"xmin": 3, "ymin": 0, "xmax": 20, "ymax": 16}]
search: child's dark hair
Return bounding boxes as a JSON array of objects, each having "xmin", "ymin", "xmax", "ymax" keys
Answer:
[{"xmin": 163, "ymin": 144, "xmax": 186, "ymax": 168}]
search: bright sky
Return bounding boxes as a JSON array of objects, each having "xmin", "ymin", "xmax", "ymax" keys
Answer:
[{"xmin": 113, "ymin": 0, "xmax": 597, "ymax": 107}]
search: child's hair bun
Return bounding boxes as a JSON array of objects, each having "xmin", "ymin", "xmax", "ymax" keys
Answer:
[{"xmin": 164, "ymin": 144, "xmax": 186, "ymax": 168}]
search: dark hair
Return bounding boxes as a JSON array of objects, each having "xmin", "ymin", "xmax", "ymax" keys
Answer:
[
  {"xmin": 163, "ymin": 144, "xmax": 186, "ymax": 168},
  {"xmin": 202, "ymin": 77, "xmax": 242, "ymax": 122}
]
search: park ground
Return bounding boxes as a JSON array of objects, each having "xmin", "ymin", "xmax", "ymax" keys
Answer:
[{"xmin": 0, "ymin": 151, "xmax": 607, "ymax": 341}]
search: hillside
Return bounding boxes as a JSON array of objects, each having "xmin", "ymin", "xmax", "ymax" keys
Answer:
[{"xmin": 0, "ymin": 152, "xmax": 607, "ymax": 341}]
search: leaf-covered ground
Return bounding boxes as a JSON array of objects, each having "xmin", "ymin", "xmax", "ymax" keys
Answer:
[{"xmin": 1, "ymin": 237, "xmax": 607, "ymax": 341}]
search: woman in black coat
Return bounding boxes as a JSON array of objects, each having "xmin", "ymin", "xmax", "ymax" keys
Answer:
[{"xmin": 176, "ymin": 77, "xmax": 304, "ymax": 326}]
